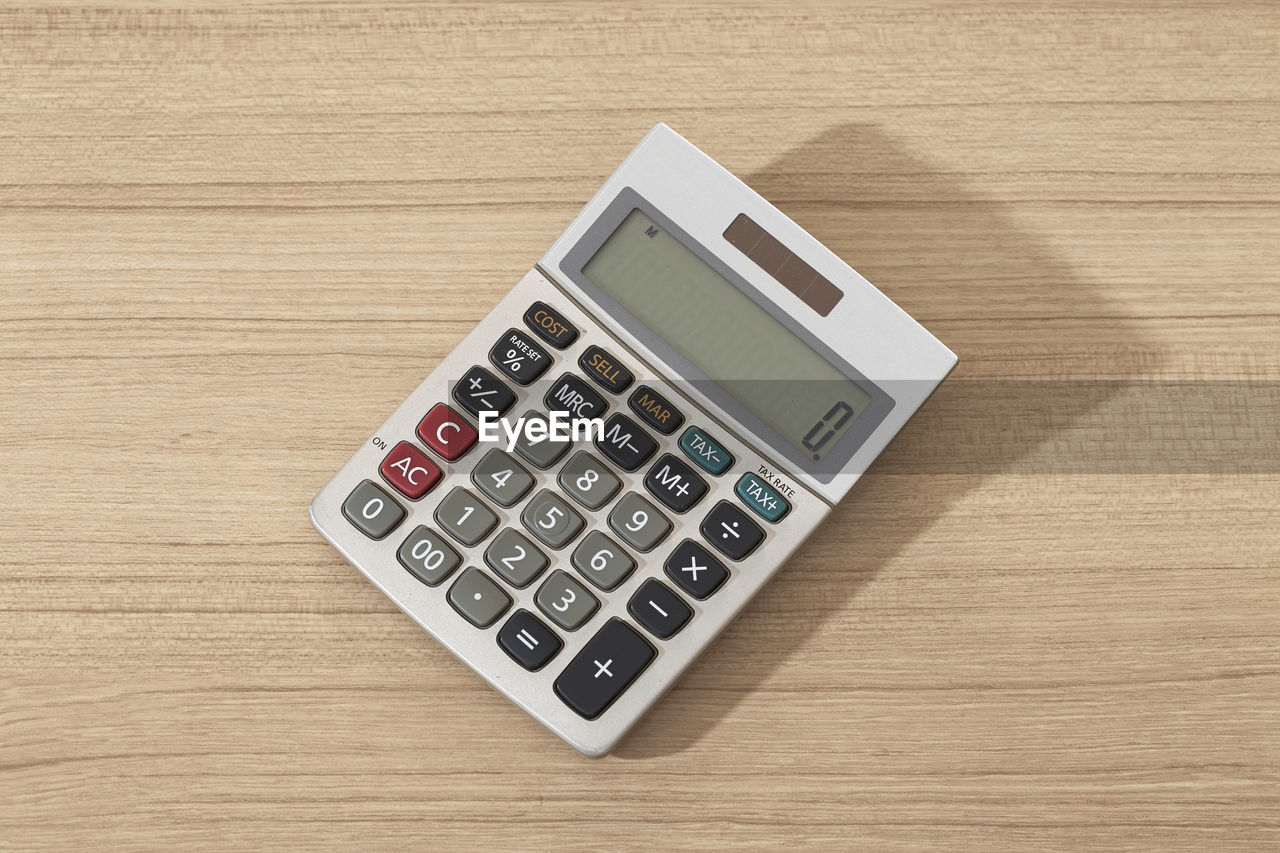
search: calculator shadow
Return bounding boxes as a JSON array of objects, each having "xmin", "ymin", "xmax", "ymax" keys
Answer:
[{"xmin": 613, "ymin": 122, "xmax": 1141, "ymax": 758}]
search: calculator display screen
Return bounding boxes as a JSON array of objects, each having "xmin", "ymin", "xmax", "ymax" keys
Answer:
[{"xmin": 582, "ymin": 209, "xmax": 873, "ymax": 462}]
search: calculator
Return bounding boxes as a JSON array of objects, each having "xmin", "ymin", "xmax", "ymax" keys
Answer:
[{"xmin": 309, "ymin": 124, "xmax": 956, "ymax": 756}]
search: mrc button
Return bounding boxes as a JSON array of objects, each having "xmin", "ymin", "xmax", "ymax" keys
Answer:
[
  {"xmin": 628, "ymin": 385, "xmax": 684, "ymax": 435},
  {"xmin": 578, "ymin": 345, "xmax": 633, "ymax": 394},
  {"xmin": 523, "ymin": 301, "xmax": 578, "ymax": 349}
]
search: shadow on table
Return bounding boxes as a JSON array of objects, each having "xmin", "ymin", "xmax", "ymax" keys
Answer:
[{"xmin": 613, "ymin": 122, "xmax": 1144, "ymax": 759}]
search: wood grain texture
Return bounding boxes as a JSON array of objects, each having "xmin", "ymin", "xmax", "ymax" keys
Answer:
[{"xmin": 2, "ymin": 3, "xmax": 1278, "ymax": 850}]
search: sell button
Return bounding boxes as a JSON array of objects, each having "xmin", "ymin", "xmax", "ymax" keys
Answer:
[{"xmin": 734, "ymin": 473, "xmax": 790, "ymax": 523}]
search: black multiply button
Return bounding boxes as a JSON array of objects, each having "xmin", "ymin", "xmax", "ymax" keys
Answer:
[
  {"xmin": 664, "ymin": 539, "xmax": 728, "ymax": 600},
  {"xmin": 643, "ymin": 453, "xmax": 708, "ymax": 513},
  {"xmin": 700, "ymin": 500, "xmax": 765, "ymax": 561},
  {"xmin": 489, "ymin": 328, "xmax": 551, "ymax": 386},
  {"xmin": 523, "ymin": 301, "xmax": 579, "ymax": 349},
  {"xmin": 543, "ymin": 372, "xmax": 608, "ymax": 419},
  {"xmin": 579, "ymin": 345, "xmax": 633, "ymax": 394},
  {"xmin": 498, "ymin": 610, "xmax": 563, "ymax": 671},
  {"xmin": 595, "ymin": 413, "xmax": 658, "ymax": 472},
  {"xmin": 453, "ymin": 365, "xmax": 517, "ymax": 418},
  {"xmin": 628, "ymin": 579, "xmax": 693, "ymax": 640},
  {"xmin": 554, "ymin": 618, "xmax": 656, "ymax": 720}
]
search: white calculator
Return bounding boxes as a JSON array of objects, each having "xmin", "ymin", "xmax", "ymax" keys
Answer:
[{"xmin": 310, "ymin": 124, "xmax": 956, "ymax": 756}]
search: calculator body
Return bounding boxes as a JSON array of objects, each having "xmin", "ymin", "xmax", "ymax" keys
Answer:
[{"xmin": 310, "ymin": 124, "xmax": 956, "ymax": 756}]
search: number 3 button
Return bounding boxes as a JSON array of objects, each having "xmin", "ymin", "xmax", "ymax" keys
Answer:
[{"xmin": 535, "ymin": 570, "xmax": 599, "ymax": 631}]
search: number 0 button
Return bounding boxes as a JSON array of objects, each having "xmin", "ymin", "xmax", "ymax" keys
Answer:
[
  {"xmin": 342, "ymin": 480, "xmax": 405, "ymax": 540},
  {"xmin": 535, "ymin": 570, "xmax": 599, "ymax": 631}
]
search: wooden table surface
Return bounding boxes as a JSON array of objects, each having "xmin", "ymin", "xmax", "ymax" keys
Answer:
[{"xmin": 3, "ymin": 3, "xmax": 1278, "ymax": 850}]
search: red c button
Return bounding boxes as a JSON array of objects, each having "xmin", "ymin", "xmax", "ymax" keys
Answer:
[{"xmin": 417, "ymin": 402, "xmax": 478, "ymax": 461}]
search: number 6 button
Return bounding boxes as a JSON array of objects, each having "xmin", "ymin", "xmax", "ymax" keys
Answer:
[{"xmin": 535, "ymin": 570, "xmax": 599, "ymax": 631}]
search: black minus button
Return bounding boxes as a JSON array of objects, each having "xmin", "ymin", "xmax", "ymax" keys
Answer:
[
  {"xmin": 554, "ymin": 618, "xmax": 655, "ymax": 720},
  {"xmin": 524, "ymin": 301, "xmax": 579, "ymax": 349}
]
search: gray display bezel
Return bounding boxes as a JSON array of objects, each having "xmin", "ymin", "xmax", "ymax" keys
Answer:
[{"xmin": 559, "ymin": 187, "xmax": 895, "ymax": 483}]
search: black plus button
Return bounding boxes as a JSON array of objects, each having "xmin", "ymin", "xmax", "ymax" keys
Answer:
[
  {"xmin": 628, "ymin": 579, "xmax": 693, "ymax": 639},
  {"xmin": 700, "ymin": 500, "xmax": 765, "ymax": 561},
  {"xmin": 643, "ymin": 453, "xmax": 708, "ymax": 513},
  {"xmin": 553, "ymin": 618, "xmax": 655, "ymax": 720},
  {"xmin": 453, "ymin": 365, "xmax": 516, "ymax": 418},
  {"xmin": 663, "ymin": 539, "xmax": 728, "ymax": 599},
  {"xmin": 595, "ymin": 413, "xmax": 658, "ymax": 472},
  {"xmin": 497, "ymin": 610, "xmax": 562, "ymax": 671},
  {"xmin": 489, "ymin": 328, "xmax": 551, "ymax": 386}
]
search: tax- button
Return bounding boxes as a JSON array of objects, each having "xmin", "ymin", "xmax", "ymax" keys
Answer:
[
  {"xmin": 523, "ymin": 301, "xmax": 578, "ymax": 349},
  {"xmin": 735, "ymin": 473, "xmax": 791, "ymax": 522},
  {"xmin": 628, "ymin": 385, "xmax": 684, "ymax": 435},
  {"xmin": 679, "ymin": 426, "xmax": 733, "ymax": 476},
  {"xmin": 554, "ymin": 618, "xmax": 656, "ymax": 720},
  {"xmin": 578, "ymin": 345, "xmax": 633, "ymax": 394}
]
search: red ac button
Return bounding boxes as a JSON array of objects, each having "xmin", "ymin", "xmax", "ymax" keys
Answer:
[
  {"xmin": 417, "ymin": 402, "xmax": 478, "ymax": 461},
  {"xmin": 379, "ymin": 441, "xmax": 442, "ymax": 499}
]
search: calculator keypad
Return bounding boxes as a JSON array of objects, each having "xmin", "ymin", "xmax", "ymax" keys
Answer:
[
  {"xmin": 608, "ymin": 492, "xmax": 671, "ymax": 552},
  {"xmin": 490, "ymin": 328, "xmax": 551, "ymax": 385},
  {"xmin": 342, "ymin": 480, "xmax": 405, "ymax": 540},
  {"xmin": 448, "ymin": 567, "xmax": 512, "ymax": 628},
  {"xmin": 435, "ymin": 487, "xmax": 499, "ymax": 546},
  {"xmin": 535, "ymin": 570, "xmax": 599, "ymax": 631},
  {"xmin": 643, "ymin": 453, "xmax": 708, "ymax": 514},
  {"xmin": 484, "ymin": 528, "xmax": 548, "ymax": 588},
  {"xmin": 521, "ymin": 489, "xmax": 585, "ymax": 550},
  {"xmin": 557, "ymin": 451, "xmax": 621, "ymax": 510},
  {"xmin": 397, "ymin": 525, "xmax": 462, "ymax": 586},
  {"xmin": 570, "ymin": 531, "xmax": 635, "ymax": 591},
  {"xmin": 330, "ymin": 291, "xmax": 799, "ymax": 740},
  {"xmin": 471, "ymin": 449, "xmax": 534, "ymax": 507},
  {"xmin": 454, "ymin": 365, "xmax": 516, "ymax": 418},
  {"xmin": 595, "ymin": 412, "xmax": 658, "ymax": 472}
]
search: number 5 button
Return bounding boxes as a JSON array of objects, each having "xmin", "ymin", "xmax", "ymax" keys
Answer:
[
  {"xmin": 520, "ymin": 490, "xmax": 585, "ymax": 550},
  {"xmin": 535, "ymin": 570, "xmax": 599, "ymax": 631}
]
